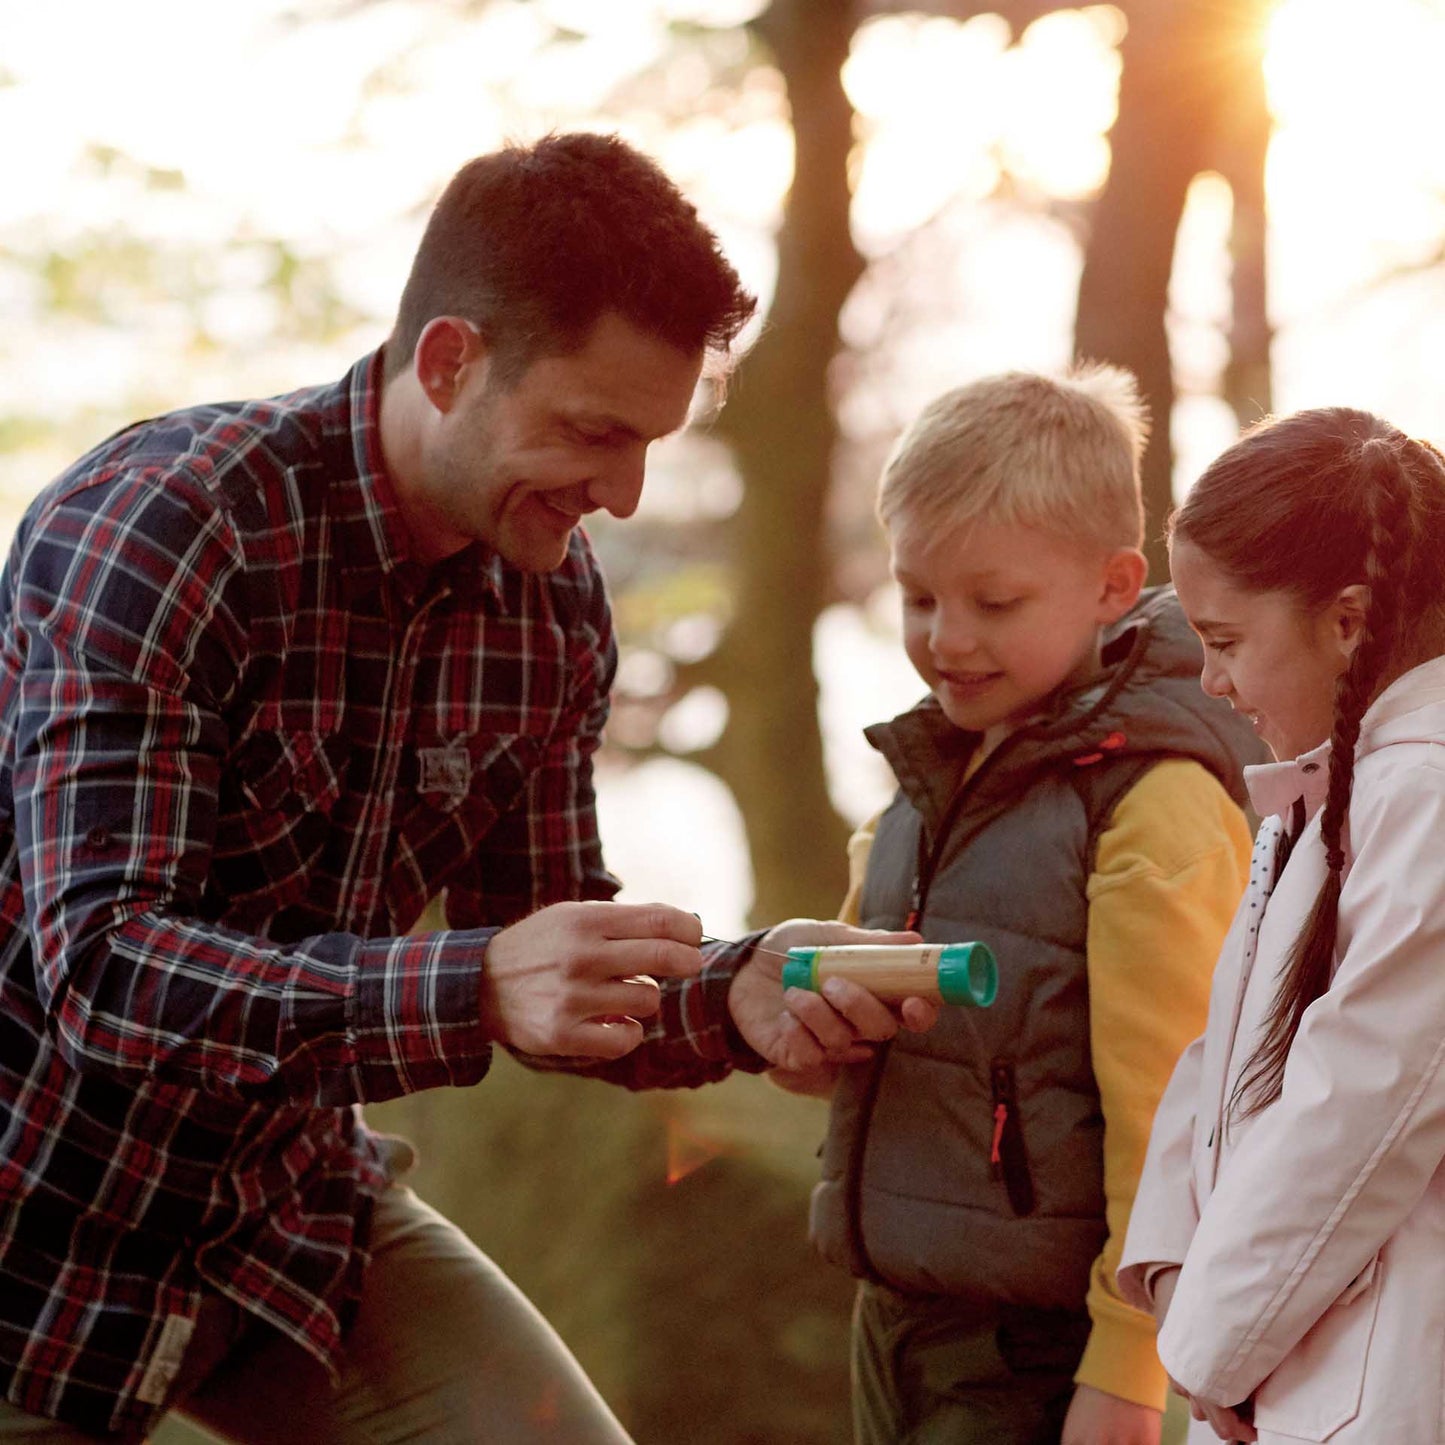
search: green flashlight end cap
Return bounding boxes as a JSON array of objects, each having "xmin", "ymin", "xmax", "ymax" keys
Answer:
[
  {"xmin": 937, "ymin": 942, "xmax": 998, "ymax": 1008},
  {"xmin": 781, "ymin": 948, "xmax": 818, "ymax": 993}
]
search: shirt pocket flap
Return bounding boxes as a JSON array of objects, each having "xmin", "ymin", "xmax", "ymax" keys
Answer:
[
  {"xmin": 237, "ymin": 730, "xmax": 348, "ymax": 815},
  {"xmin": 1251, "ymin": 1254, "xmax": 1383, "ymax": 1441}
]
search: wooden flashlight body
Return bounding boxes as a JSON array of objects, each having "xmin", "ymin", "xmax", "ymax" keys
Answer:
[{"xmin": 782, "ymin": 942, "xmax": 997, "ymax": 1008}]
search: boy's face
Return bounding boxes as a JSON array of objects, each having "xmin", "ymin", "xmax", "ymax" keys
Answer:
[{"xmin": 891, "ymin": 517, "xmax": 1144, "ymax": 743}]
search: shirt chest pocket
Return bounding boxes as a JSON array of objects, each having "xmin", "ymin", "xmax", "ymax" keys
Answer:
[
  {"xmin": 389, "ymin": 731, "xmax": 546, "ymax": 915},
  {"xmin": 412, "ymin": 730, "xmax": 542, "ymax": 820},
  {"xmin": 1251, "ymin": 1253, "xmax": 1383, "ymax": 1442},
  {"xmin": 210, "ymin": 730, "xmax": 351, "ymax": 916}
]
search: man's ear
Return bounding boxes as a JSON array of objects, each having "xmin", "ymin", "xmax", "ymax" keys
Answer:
[
  {"xmin": 1331, "ymin": 583, "xmax": 1372, "ymax": 661},
  {"xmin": 413, "ymin": 316, "xmax": 487, "ymax": 414},
  {"xmin": 1098, "ymin": 547, "xmax": 1148, "ymax": 623}
]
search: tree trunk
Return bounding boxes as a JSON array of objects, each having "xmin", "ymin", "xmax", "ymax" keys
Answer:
[
  {"xmin": 1075, "ymin": 4, "xmax": 1209, "ymax": 578},
  {"xmin": 1075, "ymin": 0, "xmax": 1272, "ymax": 579},
  {"xmin": 708, "ymin": 0, "xmax": 864, "ymax": 925},
  {"xmin": 1217, "ymin": 23, "xmax": 1273, "ymax": 430}
]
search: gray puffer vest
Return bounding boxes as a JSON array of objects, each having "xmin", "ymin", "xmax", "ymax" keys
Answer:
[{"xmin": 810, "ymin": 587, "xmax": 1264, "ymax": 1308}]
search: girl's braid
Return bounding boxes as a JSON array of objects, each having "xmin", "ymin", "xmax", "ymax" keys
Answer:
[
  {"xmin": 1318, "ymin": 437, "xmax": 1409, "ymax": 874},
  {"xmin": 1234, "ymin": 434, "xmax": 1413, "ymax": 1119}
]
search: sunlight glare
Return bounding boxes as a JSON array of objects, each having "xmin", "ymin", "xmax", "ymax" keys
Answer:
[
  {"xmin": 665, "ymin": 1115, "xmax": 728, "ymax": 1185},
  {"xmin": 845, "ymin": 15, "xmax": 1012, "ymax": 242},
  {"xmin": 997, "ymin": 9, "xmax": 1120, "ymax": 198},
  {"xmin": 1262, "ymin": 0, "xmax": 1445, "ymax": 428},
  {"xmin": 845, "ymin": 9, "xmax": 1121, "ymax": 245}
]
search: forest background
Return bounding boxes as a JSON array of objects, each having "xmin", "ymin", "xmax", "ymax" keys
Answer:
[{"xmin": 5, "ymin": 1, "xmax": 1445, "ymax": 1440}]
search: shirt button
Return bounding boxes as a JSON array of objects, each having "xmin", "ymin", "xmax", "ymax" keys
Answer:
[{"xmin": 84, "ymin": 825, "xmax": 112, "ymax": 849}]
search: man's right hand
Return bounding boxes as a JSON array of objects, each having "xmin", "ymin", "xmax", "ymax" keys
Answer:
[{"xmin": 480, "ymin": 901, "xmax": 703, "ymax": 1059}]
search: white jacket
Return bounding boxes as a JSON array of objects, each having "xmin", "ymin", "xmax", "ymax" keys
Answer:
[{"xmin": 1120, "ymin": 656, "xmax": 1445, "ymax": 1444}]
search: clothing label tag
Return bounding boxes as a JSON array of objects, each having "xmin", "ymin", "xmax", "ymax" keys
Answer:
[
  {"xmin": 418, "ymin": 736, "xmax": 472, "ymax": 807},
  {"xmin": 137, "ymin": 1312, "xmax": 196, "ymax": 1405}
]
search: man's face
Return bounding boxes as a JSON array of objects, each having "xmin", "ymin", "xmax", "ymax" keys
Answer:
[
  {"xmin": 417, "ymin": 311, "xmax": 704, "ymax": 571},
  {"xmin": 891, "ymin": 516, "xmax": 1130, "ymax": 745}
]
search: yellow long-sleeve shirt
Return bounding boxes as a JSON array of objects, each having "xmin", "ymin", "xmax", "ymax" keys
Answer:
[{"xmin": 839, "ymin": 757, "xmax": 1251, "ymax": 1410}]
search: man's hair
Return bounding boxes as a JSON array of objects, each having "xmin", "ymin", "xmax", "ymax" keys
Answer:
[
  {"xmin": 876, "ymin": 364, "xmax": 1149, "ymax": 551},
  {"xmin": 385, "ymin": 131, "xmax": 756, "ymax": 384}
]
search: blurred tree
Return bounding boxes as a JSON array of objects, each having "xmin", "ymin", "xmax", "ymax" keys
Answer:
[
  {"xmin": 698, "ymin": 0, "xmax": 862, "ymax": 924},
  {"xmin": 1074, "ymin": 0, "xmax": 1271, "ymax": 576},
  {"xmin": 861, "ymin": 0, "xmax": 1273, "ymax": 578}
]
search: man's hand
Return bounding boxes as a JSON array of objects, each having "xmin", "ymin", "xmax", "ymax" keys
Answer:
[
  {"xmin": 1061, "ymin": 1384, "xmax": 1162, "ymax": 1445},
  {"xmin": 481, "ymin": 901, "xmax": 702, "ymax": 1058},
  {"xmin": 729, "ymin": 919, "xmax": 939, "ymax": 1076}
]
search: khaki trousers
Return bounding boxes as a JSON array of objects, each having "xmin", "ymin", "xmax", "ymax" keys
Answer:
[{"xmin": 0, "ymin": 1186, "xmax": 633, "ymax": 1445}]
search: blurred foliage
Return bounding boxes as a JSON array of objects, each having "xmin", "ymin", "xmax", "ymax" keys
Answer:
[
  {"xmin": 365, "ymin": 1063, "xmax": 855, "ymax": 1444},
  {"xmin": 4, "ymin": 230, "xmax": 367, "ymax": 352}
]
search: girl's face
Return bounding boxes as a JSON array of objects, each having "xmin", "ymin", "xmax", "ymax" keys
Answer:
[{"xmin": 1170, "ymin": 537, "xmax": 1359, "ymax": 761}]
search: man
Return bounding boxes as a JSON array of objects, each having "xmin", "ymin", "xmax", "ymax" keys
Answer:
[{"xmin": 0, "ymin": 134, "xmax": 925, "ymax": 1443}]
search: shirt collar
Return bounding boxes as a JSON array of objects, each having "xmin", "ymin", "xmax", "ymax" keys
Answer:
[
  {"xmin": 1245, "ymin": 742, "xmax": 1331, "ymax": 822},
  {"xmin": 337, "ymin": 350, "xmax": 506, "ymax": 609}
]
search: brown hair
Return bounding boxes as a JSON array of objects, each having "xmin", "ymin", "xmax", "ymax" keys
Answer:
[
  {"xmin": 385, "ymin": 132, "xmax": 755, "ymax": 384},
  {"xmin": 1171, "ymin": 408, "xmax": 1445, "ymax": 1115}
]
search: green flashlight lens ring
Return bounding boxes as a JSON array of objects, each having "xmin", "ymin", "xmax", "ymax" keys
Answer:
[
  {"xmin": 782, "ymin": 948, "xmax": 818, "ymax": 993},
  {"xmin": 938, "ymin": 942, "xmax": 998, "ymax": 1008}
]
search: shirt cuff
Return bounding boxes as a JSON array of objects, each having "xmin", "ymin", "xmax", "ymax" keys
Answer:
[
  {"xmin": 348, "ymin": 926, "xmax": 497, "ymax": 1100},
  {"xmin": 704, "ymin": 931, "xmax": 769, "ymax": 1073}
]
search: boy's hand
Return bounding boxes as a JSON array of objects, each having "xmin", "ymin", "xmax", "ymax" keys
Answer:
[
  {"xmin": 482, "ymin": 901, "xmax": 702, "ymax": 1058},
  {"xmin": 729, "ymin": 919, "xmax": 938, "ymax": 1073},
  {"xmin": 1061, "ymin": 1384, "xmax": 1162, "ymax": 1445}
]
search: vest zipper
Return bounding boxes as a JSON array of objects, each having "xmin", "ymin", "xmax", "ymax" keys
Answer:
[
  {"xmin": 989, "ymin": 1058, "xmax": 1036, "ymax": 1216},
  {"xmin": 843, "ymin": 738, "xmax": 1021, "ymax": 1284}
]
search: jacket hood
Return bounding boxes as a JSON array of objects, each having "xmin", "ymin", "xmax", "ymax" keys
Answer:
[
  {"xmin": 1247, "ymin": 654, "xmax": 1445, "ymax": 820},
  {"xmin": 867, "ymin": 585, "xmax": 1269, "ymax": 834},
  {"xmin": 1360, "ymin": 654, "xmax": 1445, "ymax": 751}
]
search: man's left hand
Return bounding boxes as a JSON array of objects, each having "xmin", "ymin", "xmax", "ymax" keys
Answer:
[
  {"xmin": 727, "ymin": 919, "xmax": 939, "ymax": 1073},
  {"xmin": 1061, "ymin": 1384, "xmax": 1162, "ymax": 1445}
]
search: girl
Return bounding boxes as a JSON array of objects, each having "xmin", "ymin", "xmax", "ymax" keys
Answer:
[{"xmin": 1118, "ymin": 408, "xmax": 1445, "ymax": 1443}]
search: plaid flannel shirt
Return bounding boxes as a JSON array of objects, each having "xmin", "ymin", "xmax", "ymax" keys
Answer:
[{"xmin": 0, "ymin": 353, "xmax": 759, "ymax": 1436}]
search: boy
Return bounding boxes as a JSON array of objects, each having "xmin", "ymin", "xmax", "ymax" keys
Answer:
[{"xmin": 782, "ymin": 368, "xmax": 1261, "ymax": 1444}]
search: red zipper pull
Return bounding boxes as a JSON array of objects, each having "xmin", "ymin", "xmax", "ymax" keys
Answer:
[{"xmin": 990, "ymin": 1102, "xmax": 1007, "ymax": 1166}]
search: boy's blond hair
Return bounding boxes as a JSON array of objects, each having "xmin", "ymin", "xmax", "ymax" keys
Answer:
[{"xmin": 877, "ymin": 363, "xmax": 1149, "ymax": 551}]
